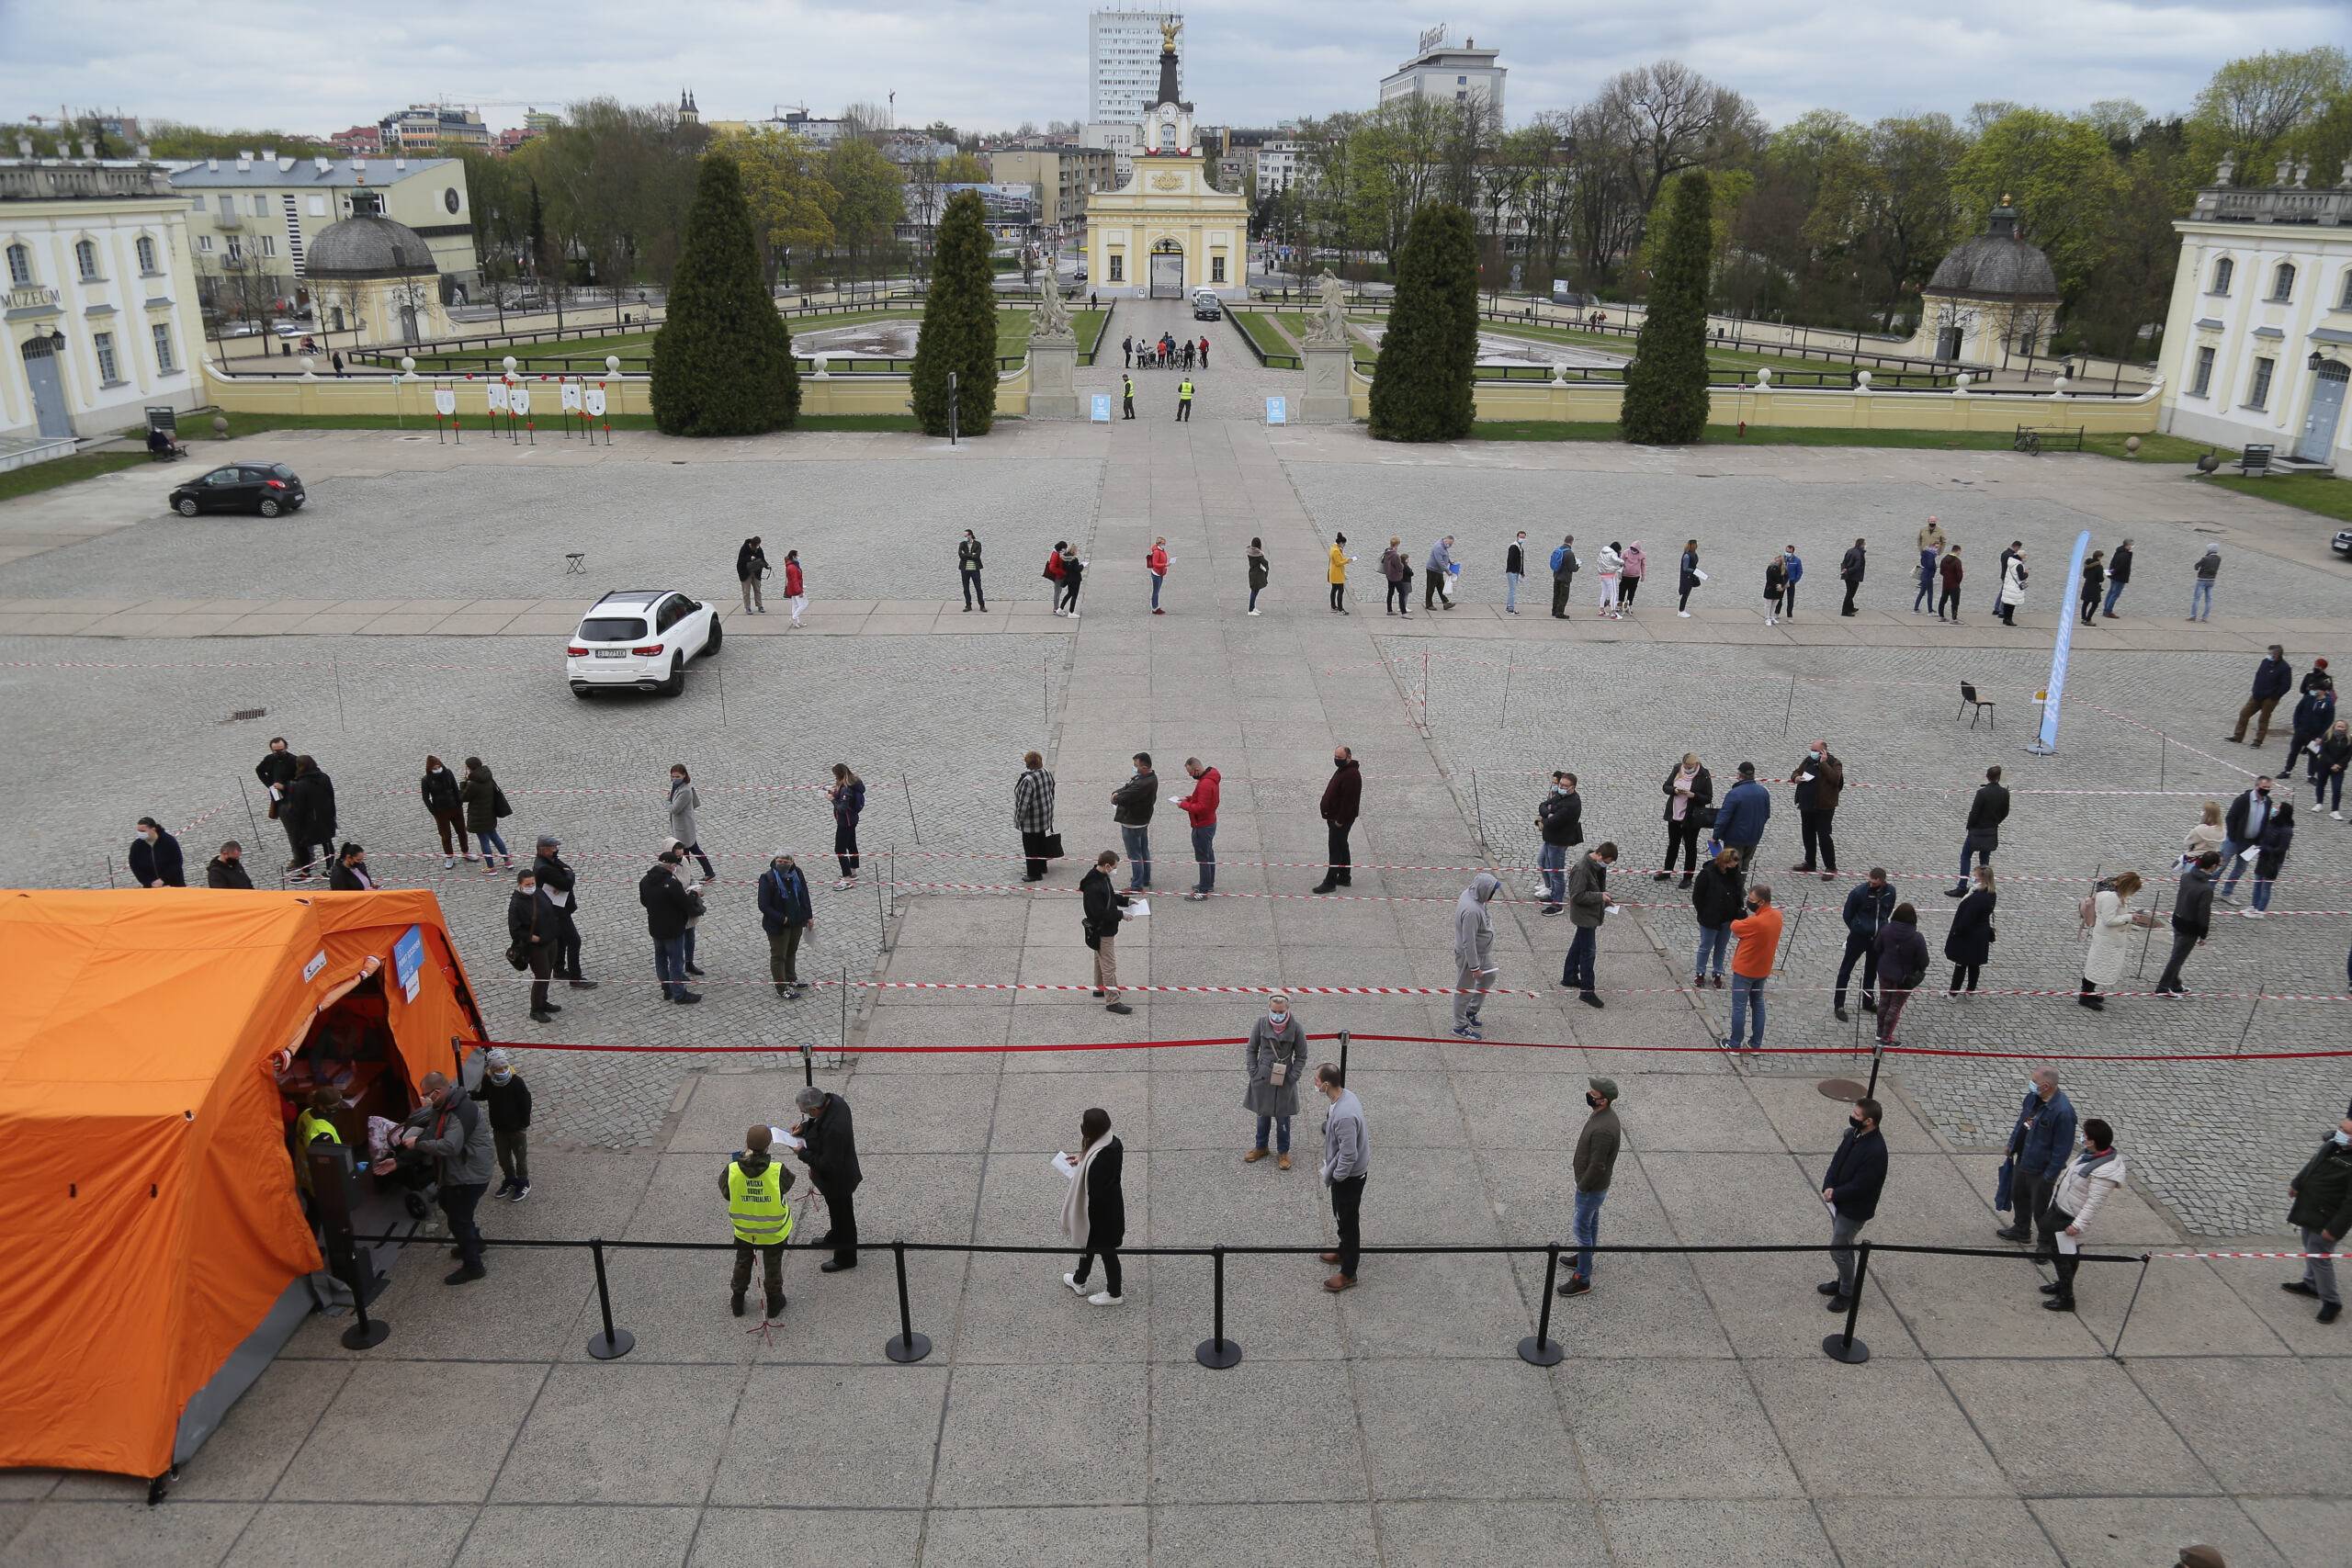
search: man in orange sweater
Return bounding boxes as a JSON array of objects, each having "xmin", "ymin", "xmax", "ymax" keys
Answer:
[{"xmin": 1725, "ymin": 884, "xmax": 1784, "ymax": 1052}]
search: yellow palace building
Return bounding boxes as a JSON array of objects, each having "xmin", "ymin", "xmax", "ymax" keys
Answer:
[{"xmin": 1086, "ymin": 19, "xmax": 1250, "ymax": 299}]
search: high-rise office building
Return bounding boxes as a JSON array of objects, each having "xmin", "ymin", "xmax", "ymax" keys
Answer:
[
  {"xmin": 1378, "ymin": 32, "xmax": 1506, "ymax": 117},
  {"xmin": 1090, "ymin": 11, "xmax": 1180, "ymax": 126}
]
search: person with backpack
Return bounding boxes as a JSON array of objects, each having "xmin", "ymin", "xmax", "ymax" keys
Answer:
[
  {"xmin": 1871, "ymin": 903, "xmax": 1929, "ymax": 1045},
  {"xmin": 1549, "ymin": 535, "xmax": 1578, "ymax": 618},
  {"xmin": 461, "ymin": 757, "xmax": 514, "ymax": 872}
]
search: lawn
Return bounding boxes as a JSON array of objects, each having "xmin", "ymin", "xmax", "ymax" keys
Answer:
[
  {"xmin": 1228, "ymin": 311, "xmax": 1302, "ymax": 365},
  {"xmin": 0, "ymin": 448, "xmax": 150, "ymax": 503}
]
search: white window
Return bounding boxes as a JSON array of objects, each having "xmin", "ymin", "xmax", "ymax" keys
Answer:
[
  {"xmin": 2248, "ymin": 355, "xmax": 2275, "ymax": 409},
  {"xmin": 307, "ymin": 195, "xmax": 326, "ymax": 216},
  {"xmin": 2190, "ymin": 345, "xmax": 2215, "ymax": 397},
  {"xmin": 189, "ymin": 195, "xmax": 204, "ymax": 211},
  {"xmin": 74, "ymin": 239, "xmax": 99, "ymax": 280},
  {"xmin": 152, "ymin": 322, "xmax": 176, "ymax": 373},
  {"xmin": 195, "ymin": 234, "xmax": 213, "ymax": 253},
  {"xmin": 259, "ymin": 234, "xmax": 276, "ymax": 258},
  {"xmin": 136, "ymin": 234, "xmax": 158, "ymax": 274},
  {"xmin": 93, "ymin": 331, "xmax": 119, "ymax": 382},
  {"xmin": 2270, "ymin": 262, "xmax": 2295, "ymax": 302},
  {"xmin": 2211, "ymin": 256, "xmax": 2233, "ymax": 295},
  {"xmin": 5, "ymin": 243, "xmax": 28, "ymax": 285},
  {"xmin": 218, "ymin": 195, "xmax": 234, "ymax": 217},
  {"xmin": 252, "ymin": 194, "xmax": 269, "ymax": 216}
]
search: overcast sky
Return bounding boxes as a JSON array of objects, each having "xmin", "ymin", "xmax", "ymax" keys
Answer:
[{"xmin": 3, "ymin": 1, "xmax": 2346, "ymax": 140}]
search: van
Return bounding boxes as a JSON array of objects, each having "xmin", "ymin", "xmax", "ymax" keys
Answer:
[{"xmin": 1192, "ymin": 288, "xmax": 1224, "ymax": 321}]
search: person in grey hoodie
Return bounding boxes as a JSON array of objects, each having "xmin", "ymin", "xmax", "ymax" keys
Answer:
[
  {"xmin": 1317, "ymin": 1063, "xmax": 1369, "ymax": 1290},
  {"xmin": 398, "ymin": 1070, "xmax": 497, "ymax": 1284},
  {"xmin": 666, "ymin": 764, "xmax": 714, "ymax": 881},
  {"xmin": 1453, "ymin": 872, "xmax": 1500, "ymax": 1038},
  {"xmin": 1424, "ymin": 534, "xmax": 1457, "ymax": 610}
]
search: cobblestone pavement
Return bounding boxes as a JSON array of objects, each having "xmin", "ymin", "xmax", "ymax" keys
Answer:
[{"xmin": 7, "ymin": 421, "xmax": 2351, "ymax": 1567}]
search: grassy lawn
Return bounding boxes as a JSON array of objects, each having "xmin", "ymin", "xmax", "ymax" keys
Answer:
[
  {"xmin": 1229, "ymin": 311, "xmax": 1301, "ymax": 365},
  {"xmin": 1472, "ymin": 423, "xmax": 2215, "ymax": 457},
  {"xmin": 2209, "ymin": 471, "xmax": 2352, "ymax": 523},
  {"xmin": 0, "ymin": 449, "xmax": 150, "ymax": 502}
]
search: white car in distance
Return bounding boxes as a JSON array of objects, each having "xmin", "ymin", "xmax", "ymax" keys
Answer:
[{"xmin": 566, "ymin": 589, "xmax": 721, "ymax": 698}]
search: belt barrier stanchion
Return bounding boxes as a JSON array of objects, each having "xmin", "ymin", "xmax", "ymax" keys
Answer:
[
  {"xmin": 1865, "ymin": 1042, "xmax": 1884, "ymax": 1100},
  {"xmin": 800, "ymin": 1041, "xmax": 814, "ymax": 1089},
  {"xmin": 1195, "ymin": 1244, "xmax": 1242, "ymax": 1369},
  {"xmin": 2108, "ymin": 1251, "xmax": 2154, "ymax": 1360},
  {"xmin": 1821, "ymin": 1240, "xmax": 1871, "ymax": 1364},
  {"xmin": 585, "ymin": 1237, "xmax": 636, "ymax": 1359},
  {"xmin": 885, "ymin": 1239, "xmax": 931, "ymax": 1362},
  {"xmin": 336, "ymin": 1251, "xmax": 390, "ymax": 1351},
  {"xmin": 1338, "ymin": 1029, "xmax": 1351, "ymax": 1081},
  {"xmin": 1517, "ymin": 1242, "xmax": 1566, "ymax": 1366}
]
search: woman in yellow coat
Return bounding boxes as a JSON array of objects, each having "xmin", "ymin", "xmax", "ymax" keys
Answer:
[{"xmin": 1328, "ymin": 533, "xmax": 1352, "ymax": 615}]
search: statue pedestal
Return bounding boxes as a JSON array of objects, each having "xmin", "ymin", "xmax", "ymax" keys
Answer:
[
  {"xmin": 1301, "ymin": 343, "xmax": 1354, "ymax": 423},
  {"xmin": 1029, "ymin": 339, "xmax": 1080, "ymax": 420}
]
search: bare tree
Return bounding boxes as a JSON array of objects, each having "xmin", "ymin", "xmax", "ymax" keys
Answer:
[{"xmin": 1599, "ymin": 60, "xmax": 1763, "ymax": 234}]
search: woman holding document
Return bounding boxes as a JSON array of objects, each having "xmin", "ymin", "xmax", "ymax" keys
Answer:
[{"xmin": 1059, "ymin": 1108, "xmax": 1126, "ymax": 1306}]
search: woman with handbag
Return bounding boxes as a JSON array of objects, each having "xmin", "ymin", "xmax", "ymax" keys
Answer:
[
  {"xmin": 1244, "ymin": 994, "xmax": 1306, "ymax": 1168},
  {"xmin": 506, "ymin": 866, "xmax": 555, "ymax": 1023},
  {"xmin": 461, "ymin": 757, "xmax": 514, "ymax": 872},
  {"xmin": 1015, "ymin": 750, "xmax": 1057, "ymax": 882},
  {"xmin": 1058, "ymin": 1107, "xmax": 1126, "ymax": 1306}
]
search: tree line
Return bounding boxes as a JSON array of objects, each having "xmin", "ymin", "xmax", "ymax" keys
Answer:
[{"xmin": 1257, "ymin": 46, "xmax": 2351, "ymax": 360}]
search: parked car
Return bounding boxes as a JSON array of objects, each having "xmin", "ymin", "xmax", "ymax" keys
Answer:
[
  {"xmin": 1073, "ymin": 265, "xmax": 1088, "ymax": 283},
  {"xmin": 270, "ymin": 321, "xmax": 305, "ymax": 338},
  {"xmin": 217, "ymin": 321, "xmax": 263, "ymax": 339},
  {"xmin": 565, "ymin": 589, "xmax": 721, "ymax": 698},
  {"xmin": 169, "ymin": 463, "xmax": 306, "ymax": 517},
  {"xmin": 1192, "ymin": 288, "xmax": 1224, "ymax": 321},
  {"xmin": 2333, "ymin": 529, "xmax": 2352, "ymax": 559}
]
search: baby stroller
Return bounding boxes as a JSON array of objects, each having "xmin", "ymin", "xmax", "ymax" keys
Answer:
[{"xmin": 368, "ymin": 1114, "xmax": 438, "ymax": 1219}]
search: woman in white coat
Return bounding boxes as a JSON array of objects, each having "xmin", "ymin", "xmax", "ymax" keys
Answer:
[
  {"xmin": 2078, "ymin": 870, "xmax": 2154, "ymax": 1010},
  {"xmin": 1998, "ymin": 549, "xmax": 2029, "ymax": 626},
  {"xmin": 1595, "ymin": 541, "xmax": 1624, "ymax": 618}
]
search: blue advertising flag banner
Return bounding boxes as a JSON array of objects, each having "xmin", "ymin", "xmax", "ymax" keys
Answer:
[{"xmin": 2031, "ymin": 529, "xmax": 2093, "ymax": 755}]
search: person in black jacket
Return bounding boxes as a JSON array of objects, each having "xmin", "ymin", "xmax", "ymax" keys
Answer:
[
  {"xmin": 283, "ymin": 756, "xmax": 336, "ymax": 880},
  {"xmin": 1945, "ymin": 865, "xmax": 1996, "ymax": 994},
  {"xmin": 640, "ymin": 851, "xmax": 703, "ymax": 1004},
  {"xmin": 326, "ymin": 841, "xmax": 376, "ymax": 891},
  {"xmin": 256, "ymin": 736, "xmax": 300, "ymax": 874},
  {"xmin": 2154, "ymin": 852, "xmax": 2221, "ymax": 995},
  {"xmin": 1832, "ymin": 869, "xmax": 1894, "ymax": 1021},
  {"xmin": 1690, "ymin": 847, "xmax": 1745, "ymax": 988},
  {"xmin": 737, "ymin": 535, "xmax": 770, "ymax": 614},
  {"xmin": 1111, "ymin": 752, "xmax": 1158, "ymax": 891},
  {"xmin": 1838, "ymin": 537, "xmax": 1866, "ymax": 616},
  {"xmin": 421, "ymin": 754, "xmax": 469, "ymax": 869},
  {"xmin": 1061, "ymin": 1107, "xmax": 1126, "ymax": 1304},
  {"xmin": 1949, "ymin": 764, "xmax": 2009, "ymax": 896},
  {"xmin": 508, "ymin": 867, "xmax": 556, "ymax": 1022},
  {"xmin": 2099, "ymin": 538, "xmax": 2132, "ymax": 617},
  {"xmin": 1790, "ymin": 739, "xmax": 1843, "ymax": 878},
  {"xmin": 1819, "ymin": 1098, "xmax": 1888, "ymax": 1310},
  {"xmin": 958, "ymin": 529, "xmax": 985, "ymax": 611},
  {"xmin": 1534, "ymin": 771, "xmax": 1584, "ymax": 914},
  {"xmin": 206, "ymin": 841, "xmax": 254, "ymax": 889},
  {"xmin": 2231, "ymin": 645, "xmax": 2294, "ymax": 745},
  {"xmin": 1656, "ymin": 753, "xmax": 1713, "ymax": 885},
  {"xmin": 1871, "ymin": 904, "xmax": 1929, "ymax": 1045},
  {"xmin": 2077, "ymin": 551, "xmax": 2104, "ymax": 626},
  {"xmin": 793, "ymin": 1085, "xmax": 863, "ymax": 1270},
  {"xmin": 472, "ymin": 1047, "xmax": 535, "ymax": 1200},
  {"xmin": 1080, "ymin": 851, "xmax": 1134, "ymax": 1014},
  {"xmin": 1314, "ymin": 747, "xmax": 1362, "ymax": 894},
  {"xmin": 533, "ymin": 836, "xmax": 594, "ymax": 989},
  {"xmin": 130, "ymin": 818, "xmax": 185, "ymax": 887}
]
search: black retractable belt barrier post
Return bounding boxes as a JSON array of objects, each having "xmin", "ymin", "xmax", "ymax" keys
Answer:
[
  {"xmin": 1518, "ymin": 1243, "xmax": 1565, "ymax": 1366},
  {"xmin": 1338, "ymin": 1030, "xmax": 1351, "ymax": 1081},
  {"xmin": 585, "ymin": 1238, "xmax": 636, "ymax": 1359},
  {"xmin": 801, "ymin": 1041, "xmax": 814, "ymax": 1089},
  {"xmin": 885, "ymin": 1239, "xmax": 932, "ymax": 1362},
  {"xmin": 1195, "ymin": 1245, "xmax": 1243, "ymax": 1369},
  {"xmin": 1821, "ymin": 1240, "xmax": 1871, "ymax": 1364}
]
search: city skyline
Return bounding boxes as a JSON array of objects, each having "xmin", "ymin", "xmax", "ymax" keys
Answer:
[{"xmin": 5, "ymin": 0, "xmax": 2346, "ymax": 145}]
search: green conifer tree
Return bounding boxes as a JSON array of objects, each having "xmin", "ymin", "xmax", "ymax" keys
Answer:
[
  {"xmin": 910, "ymin": 190, "xmax": 1000, "ymax": 435},
  {"xmin": 1619, "ymin": 171, "xmax": 1713, "ymax": 446},
  {"xmin": 1367, "ymin": 203, "xmax": 1479, "ymax": 442},
  {"xmin": 650, "ymin": 153, "xmax": 799, "ymax": 436}
]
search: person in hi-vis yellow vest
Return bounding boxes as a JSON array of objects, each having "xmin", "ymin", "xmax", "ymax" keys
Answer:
[{"xmin": 723, "ymin": 1123, "xmax": 797, "ymax": 1320}]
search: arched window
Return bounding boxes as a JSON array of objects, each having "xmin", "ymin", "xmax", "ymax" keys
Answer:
[
  {"xmin": 74, "ymin": 239, "xmax": 98, "ymax": 280},
  {"xmin": 2270, "ymin": 262, "xmax": 2295, "ymax": 301},
  {"xmin": 4, "ymin": 243, "xmax": 28, "ymax": 286},
  {"xmin": 2211, "ymin": 256, "xmax": 2234, "ymax": 295},
  {"xmin": 135, "ymin": 235, "xmax": 157, "ymax": 275}
]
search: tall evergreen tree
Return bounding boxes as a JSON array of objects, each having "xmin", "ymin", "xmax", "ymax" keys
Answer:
[
  {"xmin": 1620, "ymin": 171, "xmax": 1713, "ymax": 446},
  {"xmin": 911, "ymin": 190, "xmax": 999, "ymax": 435},
  {"xmin": 650, "ymin": 153, "xmax": 799, "ymax": 436},
  {"xmin": 1367, "ymin": 202, "xmax": 1478, "ymax": 442}
]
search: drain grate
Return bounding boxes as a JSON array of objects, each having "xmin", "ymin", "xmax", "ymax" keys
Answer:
[{"xmin": 224, "ymin": 707, "xmax": 266, "ymax": 723}]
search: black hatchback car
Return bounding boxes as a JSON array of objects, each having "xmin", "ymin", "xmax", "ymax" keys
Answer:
[{"xmin": 170, "ymin": 462, "xmax": 307, "ymax": 517}]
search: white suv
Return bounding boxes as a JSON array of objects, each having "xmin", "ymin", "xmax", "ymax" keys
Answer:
[{"xmin": 566, "ymin": 590, "xmax": 721, "ymax": 698}]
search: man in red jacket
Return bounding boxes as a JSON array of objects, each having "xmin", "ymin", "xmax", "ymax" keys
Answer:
[
  {"xmin": 1178, "ymin": 757, "xmax": 1221, "ymax": 901},
  {"xmin": 1313, "ymin": 747, "xmax": 1361, "ymax": 894}
]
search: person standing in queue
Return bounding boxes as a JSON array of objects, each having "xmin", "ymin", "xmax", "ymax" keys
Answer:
[
  {"xmin": 1313, "ymin": 746, "xmax": 1361, "ymax": 894},
  {"xmin": 1244, "ymin": 993, "xmax": 1307, "ymax": 1168},
  {"xmin": 792, "ymin": 1084, "xmax": 861, "ymax": 1271},
  {"xmin": 1059, "ymin": 1108, "xmax": 1126, "ymax": 1305},
  {"xmin": 722, "ymin": 1124, "xmax": 794, "ymax": 1320}
]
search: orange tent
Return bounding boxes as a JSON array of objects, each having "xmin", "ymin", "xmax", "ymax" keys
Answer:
[{"xmin": 0, "ymin": 888, "xmax": 486, "ymax": 1482}]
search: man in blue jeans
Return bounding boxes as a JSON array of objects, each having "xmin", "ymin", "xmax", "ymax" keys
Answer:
[
  {"xmin": 1109, "ymin": 752, "xmax": 1158, "ymax": 891},
  {"xmin": 1177, "ymin": 757, "xmax": 1221, "ymax": 901},
  {"xmin": 1556, "ymin": 1077, "xmax": 1621, "ymax": 1297},
  {"xmin": 639, "ymin": 850, "xmax": 704, "ymax": 1004},
  {"xmin": 2217, "ymin": 776, "xmax": 2276, "ymax": 901},
  {"xmin": 1534, "ymin": 771, "xmax": 1582, "ymax": 915}
]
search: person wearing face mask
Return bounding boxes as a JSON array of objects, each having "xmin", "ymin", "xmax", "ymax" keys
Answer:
[
  {"xmin": 1533, "ymin": 771, "xmax": 1584, "ymax": 915},
  {"xmin": 1832, "ymin": 868, "xmax": 1893, "ymax": 1022},
  {"xmin": 756, "ymin": 852, "xmax": 815, "ymax": 998},
  {"xmin": 420, "ymin": 754, "xmax": 469, "ymax": 870},
  {"xmin": 1111, "ymin": 752, "xmax": 1159, "ymax": 892},
  {"xmin": 666, "ymin": 764, "xmax": 715, "ymax": 883},
  {"xmin": 471, "ymin": 1047, "xmax": 535, "ymax": 1201},
  {"xmin": 508, "ymin": 867, "xmax": 557, "ymax": 1023},
  {"xmin": 2229, "ymin": 644, "xmax": 2292, "ymax": 745},
  {"xmin": 2283, "ymin": 1116, "xmax": 2352, "ymax": 1324},
  {"xmin": 1618, "ymin": 540, "xmax": 1646, "ymax": 610},
  {"xmin": 397, "ymin": 1070, "xmax": 497, "ymax": 1284},
  {"xmin": 327, "ymin": 841, "xmax": 376, "ymax": 892},
  {"xmin": 1313, "ymin": 746, "xmax": 1362, "ymax": 895},
  {"xmin": 1724, "ymin": 883, "xmax": 1781, "ymax": 1053},
  {"xmin": 2037, "ymin": 1118, "xmax": 2125, "ymax": 1314},
  {"xmin": 1996, "ymin": 1069, "xmax": 2076, "ymax": 1245},
  {"xmin": 129, "ymin": 818, "xmax": 185, "ymax": 888},
  {"xmin": 1789, "ymin": 739, "xmax": 1844, "ymax": 880},
  {"xmin": 1656, "ymin": 752, "xmax": 1713, "ymax": 886},
  {"xmin": 721, "ymin": 1124, "xmax": 795, "ymax": 1320},
  {"xmin": 1561, "ymin": 843, "xmax": 1618, "ymax": 1009},
  {"xmin": 1780, "ymin": 545, "xmax": 1804, "ymax": 617},
  {"xmin": 1243, "ymin": 994, "xmax": 1306, "ymax": 1168},
  {"xmin": 1555, "ymin": 1077, "xmax": 1622, "ymax": 1299},
  {"xmin": 2216, "ymin": 776, "xmax": 2277, "ymax": 904},
  {"xmin": 2312, "ymin": 719, "xmax": 2352, "ymax": 819},
  {"xmin": 1316, "ymin": 1064, "xmax": 1368, "ymax": 1292},
  {"xmin": 1503, "ymin": 530, "xmax": 1526, "ymax": 615},
  {"xmin": 206, "ymin": 840, "xmax": 254, "ymax": 890},
  {"xmin": 1080, "ymin": 850, "xmax": 1133, "ymax": 1014},
  {"xmin": 1453, "ymin": 872, "xmax": 1502, "ymax": 1038},
  {"xmin": 1819, "ymin": 1098, "xmax": 1887, "ymax": 1312}
]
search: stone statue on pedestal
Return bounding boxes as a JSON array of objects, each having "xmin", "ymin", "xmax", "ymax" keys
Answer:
[
  {"xmin": 1032, "ymin": 283, "xmax": 1077, "ymax": 344},
  {"xmin": 1303, "ymin": 270, "xmax": 1350, "ymax": 345}
]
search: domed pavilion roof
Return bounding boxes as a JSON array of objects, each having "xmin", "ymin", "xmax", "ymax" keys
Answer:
[
  {"xmin": 1925, "ymin": 200, "xmax": 2058, "ymax": 302},
  {"xmin": 304, "ymin": 213, "xmax": 438, "ymax": 279}
]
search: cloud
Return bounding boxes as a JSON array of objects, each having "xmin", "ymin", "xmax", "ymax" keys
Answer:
[{"xmin": 3, "ymin": 0, "xmax": 2345, "ymax": 137}]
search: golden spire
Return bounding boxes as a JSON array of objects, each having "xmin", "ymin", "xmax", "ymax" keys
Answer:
[{"xmin": 1159, "ymin": 15, "xmax": 1180, "ymax": 50}]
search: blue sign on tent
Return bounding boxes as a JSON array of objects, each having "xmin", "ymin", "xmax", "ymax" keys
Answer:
[
  {"xmin": 1091, "ymin": 393, "xmax": 1112, "ymax": 423},
  {"xmin": 1266, "ymin": 397, "xmax": 1288, "ymax": 424},
  {"xmin": 392, "ymin": 924, "xmax": 425, "ymax": 1004}
]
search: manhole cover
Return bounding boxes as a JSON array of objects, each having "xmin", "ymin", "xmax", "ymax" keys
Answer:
[{"xmin": 1816, "ymin": 1077, "xmax": 1867, "ymax": 1100}]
